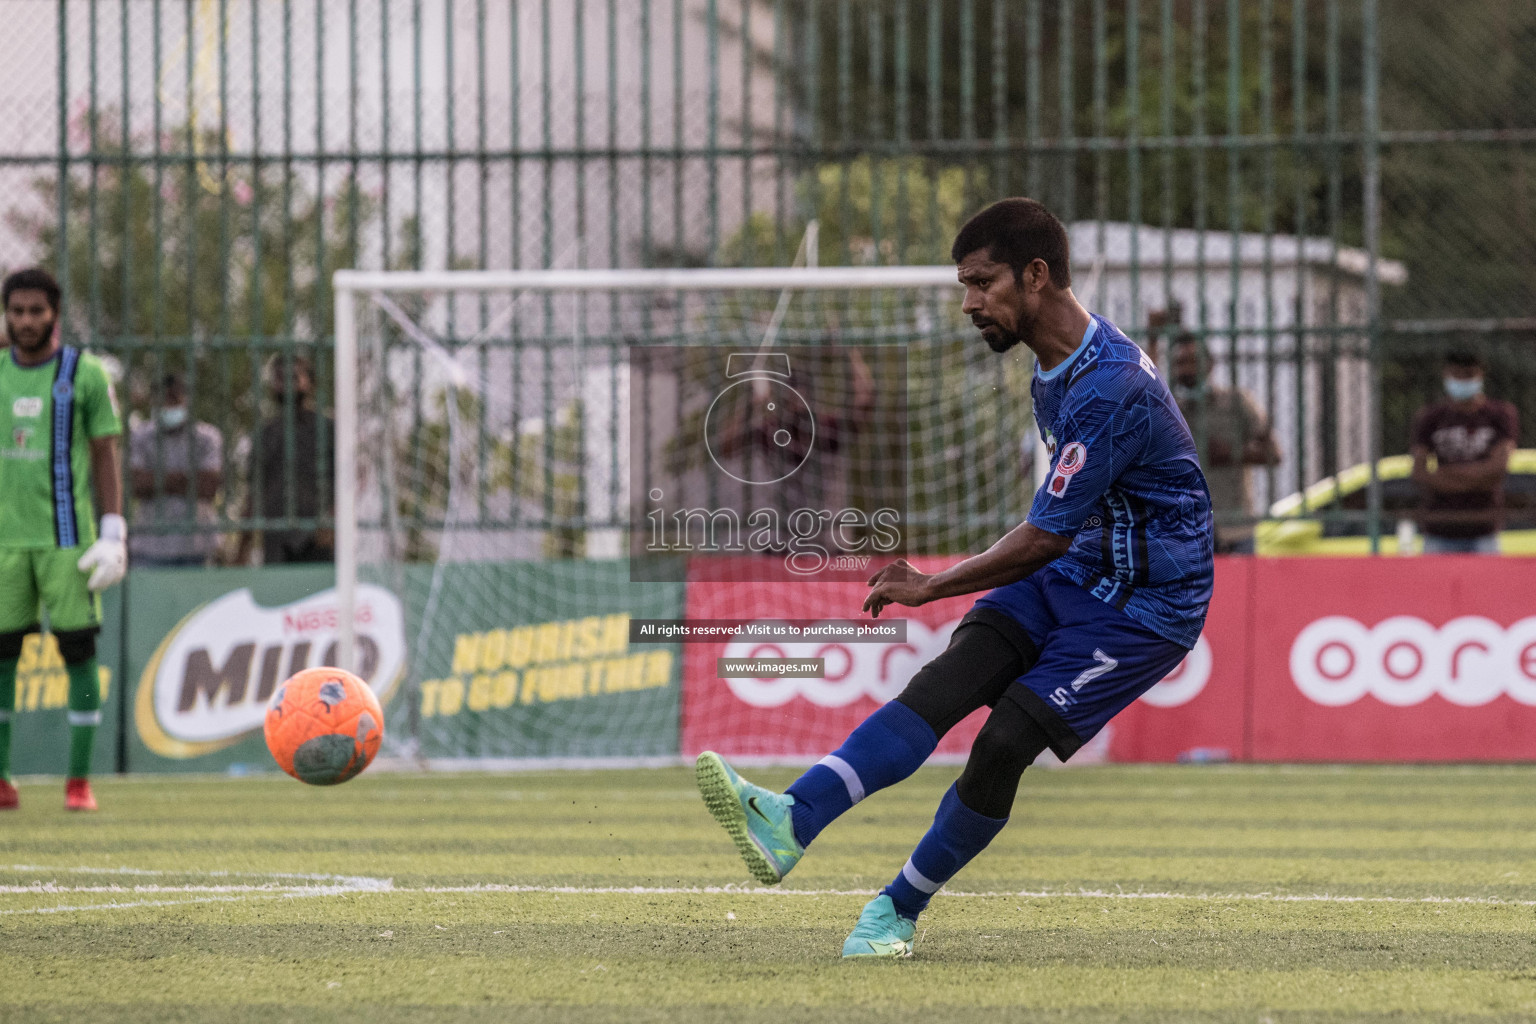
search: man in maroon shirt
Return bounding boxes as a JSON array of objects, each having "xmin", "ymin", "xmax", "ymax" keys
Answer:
[{"xmin": 1410, "ymin": 351, "xmax": 1519, "ymax": 553}]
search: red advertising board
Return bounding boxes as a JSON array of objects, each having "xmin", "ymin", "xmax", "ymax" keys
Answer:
[
  {"xmin": 681, "ymin": 555, "xmax": 1536, "ymax": 764},
  {"xmin": 1247, "ymin": 557, "xmax": 1536, "ymax": 760},
  {"xmin": 1103, "ymin": 557, "xmax": 1250, "ymax": 763},
  {"xmin": 680, "ymin": 557, "xmax": 986, "ymax": 760},
  {"xmin": 681, "ymin": 555, "xmax": 1231, "ymax": 762}
]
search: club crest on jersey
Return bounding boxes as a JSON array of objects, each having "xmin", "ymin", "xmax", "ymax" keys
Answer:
[
  {"xmin": 1057, "ymin": 441, "xmax": 1086, "ymax": 475},
  {"xmin": 1047, "ymin": 441, "xmax": 1087, "ymax": 498}
]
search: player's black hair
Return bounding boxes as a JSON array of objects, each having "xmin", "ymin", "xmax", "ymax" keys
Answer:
[
  {"xmin": 1444, "ymin": 349, "xmax": 1483, "ymax": 371},
  {"xmin": 2, "ymin": 267, "xmax": 62, "ymax": 312},
  {"xmin": 950, "ymin": 198, "xmax": 1072, "ymax": 289}
]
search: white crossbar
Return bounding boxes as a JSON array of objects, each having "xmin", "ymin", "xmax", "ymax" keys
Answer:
[{"xmin": 333, "ymin": 266, "xmax": 962, "ymax": 294}]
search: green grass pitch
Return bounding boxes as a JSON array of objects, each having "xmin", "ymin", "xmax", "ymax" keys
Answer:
[{"xmin": 2, "ymin": 764, "xmax": 1535, "ymax": 1023}]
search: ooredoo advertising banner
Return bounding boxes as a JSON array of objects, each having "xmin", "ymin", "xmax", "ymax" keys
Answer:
[
  {"xmin": 680, "ymin": 556, "xmax": 1227, "ymax": 761},
  {"xmin": 1248, "ymin": 557, "xmax": 1536, "ymax": 760},
  {"xmin": 680, "ymin": 558, "xmax": 985, "ymax": 760},
  {"xmin": 1101, "ymin": 557, "xmax": 1248, "ymax": 763},
  {"xmin": 681, "ymin": 555, "xmax": 1536, "ymax": 764}
]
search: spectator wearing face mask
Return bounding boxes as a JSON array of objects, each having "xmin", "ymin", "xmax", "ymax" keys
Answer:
[
  {"xmin": 128, "ymin": 373, "xmax": 224, "ymax": 567},
  {"xmin": 235, "ymin": 353, "xmax": 335, "ymax": 565},
  {"xmin": 1167, "ymin": 331, "xmax": 1281, "ymax": 554},
  {"xmin": 1410, "ymin": 351, "xmax": 1518, "ymax": 554}
]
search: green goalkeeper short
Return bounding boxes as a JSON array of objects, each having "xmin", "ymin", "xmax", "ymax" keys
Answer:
[{"xmin": 0, "ymin": 548, "xmax": 101, "ymax": 634}]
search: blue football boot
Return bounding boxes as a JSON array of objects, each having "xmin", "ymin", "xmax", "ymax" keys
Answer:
[{"xmin": 841, "ymin": 894, "xmax": 916, "ymax": 958}]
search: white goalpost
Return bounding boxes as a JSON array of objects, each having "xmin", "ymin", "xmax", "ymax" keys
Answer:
[
  {"xmin": 332, "ymin": 265, "xmax": 963, "ymax": 661},
  {"xmin": 330, "ymin": 265, "xmax": 1049, "ymax": 765}
]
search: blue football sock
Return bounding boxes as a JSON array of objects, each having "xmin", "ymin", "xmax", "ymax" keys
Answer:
[
  {"xmin": 882, "ymin": 783, "xmax": 1008, "ymax": 921},
  {"xmin": 785, "ymin": 700, "xmax": 937, "ymax": 847}
]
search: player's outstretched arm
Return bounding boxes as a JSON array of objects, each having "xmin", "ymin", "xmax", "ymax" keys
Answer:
[{"xmin": 862, "ymin": 523, "xmax": 1071, "ymax": 617}]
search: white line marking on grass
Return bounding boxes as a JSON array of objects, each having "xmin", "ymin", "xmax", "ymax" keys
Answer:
[
  {"xmin": 0, "ymin": 865, "xmax": 394, "ymax": 915},
  {"xmin": 0, "ymin": 894, "xmax": 291, "ymax": 916},
  {"xmin": 391, "ymin": 883, "xmax": 1536, "ymax": 907},
  {"xmin": 6, "ymin": 868, "xmax": 1531, "ymax": 912},
  {"xmin": 980, "ymin": 888, "xmax": 1536, "ymax": 907},
  {"xmin": 0, "ymin": 884, "xmax": 350, "ymax": 894},
  {"xmin": 2, "ymin": 864, "xmax": 393, "ymax": 889}
]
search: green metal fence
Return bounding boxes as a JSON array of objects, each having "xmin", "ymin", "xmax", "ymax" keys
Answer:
[{"xmin": 2, "ymin": 0, "xmax": 1532, "ymax": 556}]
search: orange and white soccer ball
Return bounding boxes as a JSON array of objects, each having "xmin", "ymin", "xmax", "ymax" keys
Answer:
[{"xmin": 264, "ymin": 667, "xmax": 384, "ymax": 785}]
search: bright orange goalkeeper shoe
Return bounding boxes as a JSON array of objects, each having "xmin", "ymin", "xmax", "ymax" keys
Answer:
[
  {"xmin": 0, "ymin": 779, "xmax": 17, "ymax": 810},
  {"xmin": 64, "ymin": 778, "xmax": 97, "ymax": 812}
]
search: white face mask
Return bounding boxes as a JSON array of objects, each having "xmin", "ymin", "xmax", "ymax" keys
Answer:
[
  {"xmin": 1444, "ymin": 376, "xmax": 1483, "ymax": 401},
  {"xmin": 158, "ymin": 406, "xmax": 188, "ymax": 430}
]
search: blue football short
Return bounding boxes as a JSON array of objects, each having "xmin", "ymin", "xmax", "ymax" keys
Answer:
[{"xmin": 970, "ymin": 568, "xmax": 1193, "ymax": 759}]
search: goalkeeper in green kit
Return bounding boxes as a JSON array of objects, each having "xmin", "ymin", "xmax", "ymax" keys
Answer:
[{"xmin": 0, "ymin": 268, "xmax": 126, "ymax": 811}]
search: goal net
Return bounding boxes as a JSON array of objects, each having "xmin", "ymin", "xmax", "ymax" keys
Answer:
[{"xmin": 332, "ymin": 267, "xmax": 1036, "ymax": 766}]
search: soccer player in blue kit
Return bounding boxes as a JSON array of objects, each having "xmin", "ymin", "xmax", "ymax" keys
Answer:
[{"xmin": 695, "ymin": 197, "xmax": 1215, "ymax": 958}]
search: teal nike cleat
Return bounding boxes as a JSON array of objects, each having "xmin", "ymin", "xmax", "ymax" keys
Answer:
[
  {"xmin": 694, "ymin": 751, "xmax": 804, "ymax": 885},
  {"xmin": 841, "ymin": 894, "xmax": 917, "ymax": 959}
]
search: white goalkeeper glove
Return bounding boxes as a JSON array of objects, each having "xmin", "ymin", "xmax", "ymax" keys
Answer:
[{"xmin": 77, "ymin": 513, "xmax": 128, "ymax": 592}]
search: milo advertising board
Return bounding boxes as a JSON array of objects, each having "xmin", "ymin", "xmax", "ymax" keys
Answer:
[
  {"xmin": 127, "ymin": 565, "xmax": 406, "ymax": 772},
  {"xmin": 126, "ymin": 561, "xmax": 683, "ymax": 771},
  {"xmin": 402, "ymin": 562, "xmax": 684, "ymax": 761}
]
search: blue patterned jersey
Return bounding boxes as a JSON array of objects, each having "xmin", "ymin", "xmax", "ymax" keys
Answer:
[{"xmin": 1027, "ymin": 314, "xmax": 1214, "ymax": 648}]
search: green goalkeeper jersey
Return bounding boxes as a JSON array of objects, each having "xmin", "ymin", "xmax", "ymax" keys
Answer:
[{"xmin": 0, "ymin": 346, "xmax": 122, "ymax": 550}]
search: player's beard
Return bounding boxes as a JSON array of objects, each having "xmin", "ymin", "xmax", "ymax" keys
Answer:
[
  {"xmin": 7, "ymin": 313, "xmax": 56, "ymax": 357},
  {"xmin": 983, "ymin": 330, "xmax": 1016, "ymax": 354},
  {"xmin": 979, "ymin": 310, "xmax": 1035, "ymax": 354}
]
